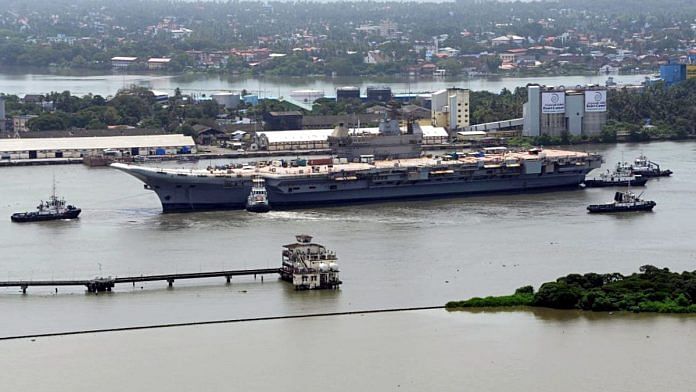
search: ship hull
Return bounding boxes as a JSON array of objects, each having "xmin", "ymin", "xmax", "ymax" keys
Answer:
[
  {"xmin": 116, "ymin": 165, "xmax": 589, "ymax": 212},
  {"xmin": 11, "ymin": 209, "xmax": 82, "ymax": 222}
]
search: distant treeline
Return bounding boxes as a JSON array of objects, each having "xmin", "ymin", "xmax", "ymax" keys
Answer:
[{"xmin": 447, "ymin": 265, "xmax": 696, "ymax": 313}]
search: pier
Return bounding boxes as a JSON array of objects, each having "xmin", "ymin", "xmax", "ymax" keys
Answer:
[{"xmin": 0, "ymin": 268, "xmax": 282, "ymax": 294}]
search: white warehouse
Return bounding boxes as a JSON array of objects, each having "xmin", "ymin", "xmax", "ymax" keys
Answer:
[{"xmin": 0, "ymin": 134, "xmax": 196, "ymax": 160}]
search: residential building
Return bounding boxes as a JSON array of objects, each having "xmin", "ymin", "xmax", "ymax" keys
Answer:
[
  {"xmin": 12, "ymin": 115, "xmax": 39, "ymax": 133},
  {"xmin": 431, "ymin": 88, "xmax": 470, "ymax": 137}
]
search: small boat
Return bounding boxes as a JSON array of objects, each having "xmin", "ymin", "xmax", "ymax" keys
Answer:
[
  {"xmin": 584, "ymin": 164, "xmax": 647, "ymax": 188},
  {"xmin": 630, "ymin": 154, "xmax": 672, "ymax": 177},
  {"xmin": 587, "ymin": 190, "xmax": 656, "ymax": 213},
  {"xmin": 11, "ymin": 181, "xmax": 81, "ymax": 222},
  {"xmin": 245, "ymin": 176, "xmax": 270, "ymax": 213}
]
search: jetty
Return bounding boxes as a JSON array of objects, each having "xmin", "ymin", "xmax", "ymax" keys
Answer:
[{"xmin": 0, "ymin": 268, "xmax": 281, "ymax": 294}]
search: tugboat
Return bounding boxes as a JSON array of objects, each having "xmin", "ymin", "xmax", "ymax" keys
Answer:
[
  {"xmin": 587, "ymin": 190, "xmax": 656, "ymax": 213},
  {"xmin": 584, "ymin": 163, "xmax": 648, "ymax": 188},
  {"xmin": 630, "ymin": 154, "xmax": 672, "ymax": 177},
  {"xmin": 11, "ymin": 181, "xmax": 81, "ymax": 222},
  {"xmin": 245, "ymin": 176, "xmax": 270, "ymax": 213},
  {"xmin": 280, "ymin": 234, "xmax": 341, "ymax": 290}
]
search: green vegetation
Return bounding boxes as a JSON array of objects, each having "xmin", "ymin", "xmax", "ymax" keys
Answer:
[
  {"xmin": 446, "ymin": 286, "xmax": 534, "ymax": 308},
  {"xmin": 3, "ymin": 86, "xmax": 231, "ymax": 133},
  {"xmin": 446, "ymin": 266, "xmax": 696, "ymax": 313}
]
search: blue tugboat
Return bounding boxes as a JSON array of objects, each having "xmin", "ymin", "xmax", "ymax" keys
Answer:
[
  {"xmin": 587, "ymin": 190, "xmax": 656, "ymax": 213},
  {"xmin": 11, "ymin": 181, "xmax": 81, "ymax": 222}
]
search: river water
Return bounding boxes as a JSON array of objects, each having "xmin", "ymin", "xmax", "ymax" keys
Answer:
[
  {"xmin": 1, "ymin": 309, "xmax": 694, "ymax": 392},
  {"xmin": 1, "ymin": 140, "xmax": 695, "ymax": 335},
  {"xmin": 0, "ymin": 69, "xmax": 653, "ymax": 97},
  {"xmin": 1, "ymin": 141, "xmax": 695, "ymax": 390}
]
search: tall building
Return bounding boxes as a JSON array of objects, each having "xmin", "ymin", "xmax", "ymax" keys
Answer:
[
  {"xmin": 660, "ymin": 63, "xmax": 687, "ymax": 86},
  {"xmin": 431, "ymin": 88, "xmax": 470, "ymax": 138},
  {"xmin": 523, "ymin": 85, "xmax": 607, "ymax": 137}
]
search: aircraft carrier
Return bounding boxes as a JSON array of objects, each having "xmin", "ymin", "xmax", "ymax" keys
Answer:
[{"xmin": 112, "ymin": 116, "xmax": 602, "ymax": 212}]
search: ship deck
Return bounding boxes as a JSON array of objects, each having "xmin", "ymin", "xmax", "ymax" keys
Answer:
[{"xmin": 113, "ymin": 149, "xmax": 596, "ymax": 179}]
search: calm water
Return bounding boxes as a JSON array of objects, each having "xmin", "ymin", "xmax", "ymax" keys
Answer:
[
  {"xmin": 0, "ymin": 70, "xmax": 653, "ymax": 97},
  {"xmin": 0, "ymin": 141, "xmax": 695, "ymax": 338},
  {"xmin": 2, "ymin": 309, "xmax": 695, "ymax": 392}
]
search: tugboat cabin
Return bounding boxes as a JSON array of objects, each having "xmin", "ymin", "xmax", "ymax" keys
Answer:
[{"xmin": 281, "ymin": 235, "xmax": 340, "ymax": 290}]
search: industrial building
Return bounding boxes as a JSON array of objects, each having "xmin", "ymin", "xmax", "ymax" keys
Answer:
[
  {"xmin": 431, "ymin": 88, "xmax": 470, "ymax": 137},
  {"xmin": 0, "ymin": 134, "xmax": 196, "ymax": 160},
  {"xmin": 211, "ymin": 92, "xmax": 241, "ymax": 109},
  {"xmin": 263, "ymin": 111, "xmax": 304, "ymax": 131},
  {"xmin": 660, "ymin": 63, "xmax": 696, "ymax": 86},
  {"xmin": 366, "ymin": 86, "xmax": 392, "ymax": 103},
  {"xmin": 336, "ymin": 86, "xmax": 361, "ymax": 101},
  {"xmin": 523, "ymin": 85, "xmax": 607, "ymax": 137}
]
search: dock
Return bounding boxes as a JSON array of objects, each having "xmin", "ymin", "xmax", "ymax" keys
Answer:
[{"xmin": 0, "ymin": 268, "xmax": 282, "ymax": 294}]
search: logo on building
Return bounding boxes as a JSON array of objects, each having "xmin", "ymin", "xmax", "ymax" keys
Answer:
[
  {"xmin": 541, "ymin": 92, "xmax": 565, "ymax": 114},
  {"xmin": 585, "ymin": 90, "xmax": 607, "ymax": 112}
]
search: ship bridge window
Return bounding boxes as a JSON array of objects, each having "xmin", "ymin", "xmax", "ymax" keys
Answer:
[{"xmin": 330, "ymin": 185, "xmax": 337, "ymax": 190}]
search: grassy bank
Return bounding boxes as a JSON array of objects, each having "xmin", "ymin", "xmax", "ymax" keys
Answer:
[{"xmin": 447, "ymin": 266, "xmax": 696, "ymax": 314}]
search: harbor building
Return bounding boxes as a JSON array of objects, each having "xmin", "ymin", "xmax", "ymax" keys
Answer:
[
  {"xmin": 523, "ymin": 85, "xmax": 607, "ymax": 137},
  {"xmin": 431, "ymin": 88, "xmax": 470, "ymax": 137},
  {"xmin": 0, "ymin": 134, "xmax": 195, "ymax": 160}
]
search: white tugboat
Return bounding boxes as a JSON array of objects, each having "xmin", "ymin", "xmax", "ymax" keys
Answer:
[
  {"xmin": 630, "ymin": 154, "xmax": 672, "ymax": 177},
  {"xmin": 245, "ymin": 176, "xmax": 270, "ymax": 213},
  {"xmin": 280, "ymin": 235, "xmax": 341, "ymax": 290}
]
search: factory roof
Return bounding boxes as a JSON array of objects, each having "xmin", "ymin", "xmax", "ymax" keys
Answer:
[
  {"xmin": 259, "ymin": 125, "xmax": 447, "ymax": 143},
  {"xmin": 0, "ymin": 134, "xmax": 195, "ymax": 152}
]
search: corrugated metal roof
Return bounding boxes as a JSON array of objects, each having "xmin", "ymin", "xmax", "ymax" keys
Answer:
[
  {"xmin": 0, "ymin": 134, "xmax": 195, "ymax": 152},
  {"xmin": 259, "ymin": 125, "xmax": 447, "ymax": 143}
]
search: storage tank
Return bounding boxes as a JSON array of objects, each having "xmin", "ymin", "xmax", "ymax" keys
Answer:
[{"xmin": 211, "ymin": 92, "xmax": 241, "ymax": 109}]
